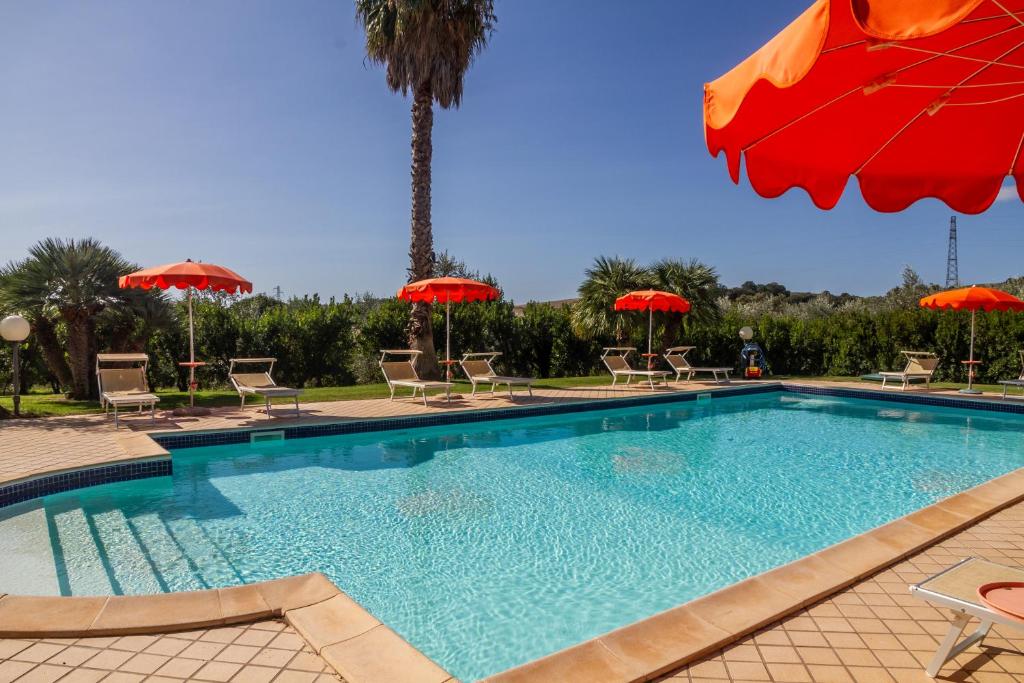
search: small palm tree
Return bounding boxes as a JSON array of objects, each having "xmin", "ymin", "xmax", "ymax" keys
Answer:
[
  {"xmin": 572, "ymin": 256, "xmax": 653, "ymax": 344},
  {"xmin": 356, "ymin": 0, "xmax": 496, "ymax": 379},
  {"xmin": 0, "ymin": 238, "xmax": 152, "ymax": 399}
]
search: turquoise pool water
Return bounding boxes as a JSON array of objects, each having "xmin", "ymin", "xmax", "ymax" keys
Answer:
[{"xmin": 2, "ymin": 391, "xmax": 1024, "ymax": 680}]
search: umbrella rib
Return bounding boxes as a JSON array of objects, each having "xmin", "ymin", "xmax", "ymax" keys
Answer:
[
  {"xmin": 991, "ymin": 0, "xmax": 1024, "ymax": 27},
  {"xmin": 855, "ymin": 35, "xmax": 1024, "ymax": 175},
  {"xmin": 742, "ymin": 24, "xmax": 1023, "ymax": 153},
  {"xmin": 945, "ymin": 90, "xmax": 1024, "ymax": 105},
  {"xmin": 1009, "ymin": 127, "xmax": 1024, "ymax": 174}
]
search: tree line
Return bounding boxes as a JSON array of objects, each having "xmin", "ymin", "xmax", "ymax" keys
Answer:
[{"xmin": 3, "ymin": 239, "xmax": 1024, "ymax": 402}]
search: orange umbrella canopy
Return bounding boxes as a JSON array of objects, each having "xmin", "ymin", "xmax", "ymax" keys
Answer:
[
  {"xmin": 919, "ymin": 285, "xmax": 1024, "ymax": 311},
  {"xmin": 705, "ymin": 0, "xmax": 1024, "ymax": 213},
  {"xmin": 118, "ymin": 259, "xmax": 252, "ymax": 294},
  {"xmin": 397, "ymin": 277, "xmax": 498, "ymax": 304},
  {"xmin": 614, "ymin": 290, "xmax": 691, "ymax": 313}
]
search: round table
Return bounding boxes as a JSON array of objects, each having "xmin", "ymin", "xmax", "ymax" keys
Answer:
[
  {"xmin": 439, "ymin": 359, "xmax": 459, "ymax": 381},
  {"xmin": 178, "ymin": 361, "xmax": 207, "ymax": 406}
]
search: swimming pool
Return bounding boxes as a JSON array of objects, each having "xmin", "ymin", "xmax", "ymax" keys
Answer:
[{"xmin": 2, "ymin": 390, "xmax": 1024, "ymax": 680}]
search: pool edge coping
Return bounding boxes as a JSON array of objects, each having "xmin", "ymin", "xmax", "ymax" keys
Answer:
[{"xmin": 0, "ymin": 572, "xmax": 455, "ymax": 683}]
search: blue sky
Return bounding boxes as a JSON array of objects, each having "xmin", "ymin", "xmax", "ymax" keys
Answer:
[{"xmin": 0, "ymin": 0, "xmax": 1021, "ymax": 302}]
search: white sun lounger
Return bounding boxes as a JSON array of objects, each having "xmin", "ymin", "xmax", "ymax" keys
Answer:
[
  {"xmin": 879, "ymin": 351, "xmax": 939, "ymax": 390},
  {"xmin": 379, "ymin": 350, "xmax": 453, "ymax": 406},
  {"xmin": 228, "ymin": 358, "xmax": 301, "ymax": 418},
  {"xmin": 601, "ymin": 347, "xmax": 671, "ymax": 390},
  {"xmin": 910, "ymin": 557, "xmax": 1024, "ymax": 677},
  {"xmin": 998, "ymin": 350, "xmax": 1024, "ymax": 398},
  {"xmin": 96, "ymin": 353, "xmax": 160, "ymax": 429},
  {"xmin": 663, "ymin": 346, "xmax": 732, "ymax": 383},
  {"xmin": 460, "ymin": 352, "xmax": 534, "ymax": 399}
]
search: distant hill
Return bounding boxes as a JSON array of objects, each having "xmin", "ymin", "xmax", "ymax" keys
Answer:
[{"xmin": 512, "ymin": 298, "xmax": 576, "ymax": 316}]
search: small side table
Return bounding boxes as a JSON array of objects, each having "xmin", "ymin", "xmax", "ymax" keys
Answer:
[
  {"xmin": 178, "ymin": 361, "xmax": 208, "ymax": 408},
  {"xmin": 439, "ymin": 359, "xmax": 459, "ymax": 382},
  {"xmin": 960, "ymin": 360, "xmax": 982, "ymax": 395},
  {"xmin": 640, "ymin": 353, "xmax": 658, "ymax": 370}
]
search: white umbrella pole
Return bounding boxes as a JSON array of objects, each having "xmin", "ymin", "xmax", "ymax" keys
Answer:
[
  {"xmin": 188, "ymin": 287, "xmax": 196, "ymax": 407},
  {"xmin": 648, "ymin": 308, "xmax": 653, "ymax": 356},
  {"xmin": 446, "ymin": 298, "xmax": 451, "ymax": 380},
  {"xmin": 967, "ymin": 308, "xmax": 976, "ymax": 391}
]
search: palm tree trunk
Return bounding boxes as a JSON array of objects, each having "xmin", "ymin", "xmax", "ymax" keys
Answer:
[
  {"xmin": 408, "ymin": 83, "xmax": 439, "ymax": 379},
  {"xmin": 64, "ymin": 312, "xmax": 96, "ymax": 400},
  {"xmin": 31, "ymin": 315, "xmax": 72, "ymax": 391}
]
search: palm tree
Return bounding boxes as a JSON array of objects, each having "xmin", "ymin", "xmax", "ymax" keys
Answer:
[
  {"xmin": 571, "ymin": 256, "xmax": 652, "ymax": 344},
  {"xmin": 1, "ymin": 238, "xmax": 143, "ymax": 399},
  {"xmin": 356, "ymin": 0, "xmax": 496, "ymax": 379},
  {"xmin": 652, "ymin": 258, "xmax": 722, "ymax": 349}
]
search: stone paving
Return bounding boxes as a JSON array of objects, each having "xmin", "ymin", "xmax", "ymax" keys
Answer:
[
  {"xmin": 659, "ymin": 501, "xmax": 1024, "ymax": 683},
  {"xmin": 0, "ymin": 619, "xmax": 341, "ymax": 683}
]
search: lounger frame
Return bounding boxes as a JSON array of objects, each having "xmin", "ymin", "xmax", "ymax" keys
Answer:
[
  {"xmin": 663, "ymin": 346, "xmax": 732, "ymax": 384},
  {"xmin": 910, "ymin": 557, "xmax": 1024, "ymax": 677},
  {"xmin": 460, "ymin": 352, "xmax": 534, "ymax": 399},
  {"xmin": 998, "ymin": 350, "xmax": 1024, "ymax": 398},
  {"xmin": 601, "ymin": 347, "xmax": 670, "ymax": 390},
  {"xmin": 229, "ymin": 358, "xmax": 301, "ymax": 418},
  {"xmin": 96, "ymin": 353, "xmax": 159, "ymax": 429},
  {"xmin": 379, "ymin": 350, "xmax": 453, "ymax": 406},
  {"xmin": 879, "ymin": 350, "xmax": 939, "ymax": 391}
]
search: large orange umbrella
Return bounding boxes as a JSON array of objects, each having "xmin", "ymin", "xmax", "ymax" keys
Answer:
[
  {"xmin": 614, "ymin": 290, "xmax": 691, "ymax": 359},
  {"xmin": 705, "ymin": 0, "xmax": 1024, "ymax": 213},
  {"xmin": 919, "ymin": 285, "xmax": 1024, "ymax": 393},
  {"xmin": 397, "ymin": 277, "xmax": 499, "ymax": 378},
  {"xmin": 120, "ymin": 260, "xmax": 252, "ymax": 407}
]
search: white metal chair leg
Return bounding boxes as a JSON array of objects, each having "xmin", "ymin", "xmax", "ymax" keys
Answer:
[{"xmin": 926, "ymin": 612, "xmax": 987, "ymax": 677}]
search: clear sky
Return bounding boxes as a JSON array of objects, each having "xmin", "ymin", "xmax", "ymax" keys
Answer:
[{"xmin": 1, "ymin": 0, "xmax": 1021, "ymax": 302}]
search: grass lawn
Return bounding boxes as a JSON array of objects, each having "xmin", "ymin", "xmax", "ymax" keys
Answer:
[
  {"xmin": 1, "ymin": 374, "xmax": 1016, "ymax": 419},
  {"xmin": 0, "ymin": 375, "xmax": 616, "ymax": 418}
]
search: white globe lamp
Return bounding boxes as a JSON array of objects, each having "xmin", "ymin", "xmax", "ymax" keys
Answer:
[
  {"xmin": 739, "ymin": 326, "xmax": 753, "ymax": 341},
  {"xmin": 1, "ymin": 314, "xmax": 30, "ymax": 416}
]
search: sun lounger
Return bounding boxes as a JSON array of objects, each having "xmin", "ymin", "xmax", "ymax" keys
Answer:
[
  {"xmin": 460, "ymin": 352, "xmax": 534, "ymax": 399},
  {"xmin": 910, "ymin": 557, "xmax": 1024, "ymax": 677},
  {"xmin": 601, "ymin": 347, "xmax": 671, "ymax": 390},
  {"xmin": 96, "ymin": 353, "xmax": 160, "ymax": 429},
  {"xmin": 878, "ymin": 351, "xmax": 939, "ymax": 390},
  {"xmin": 379, "ymin": 350, "xmax": 453, "ymax": 406},
  {"xmin": 998, "ymin": 350, "xmax": 1024, "ymax": 398},
  {"xmin": 228, "ymin": 358, "xmax": 300, "ymax": 418},
  {"xmin": 663, "ymin": 346, "xmax": 732, "ymax": 383}
]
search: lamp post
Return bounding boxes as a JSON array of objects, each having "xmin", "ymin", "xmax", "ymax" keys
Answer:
[{"xmin": 0, "ymin": 315, "xmax": 30, "ymax": 417}]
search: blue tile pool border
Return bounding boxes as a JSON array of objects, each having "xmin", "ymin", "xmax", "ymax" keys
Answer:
[
  {"xmin": 5, "ymin": 381, "xmax": 1024, "ymax": 510},
  {"xmin": 0, "ymin": 458, "xmax": 171, "ymax": 510},
  {"xmin": 150, "ymin": 382, "xmax": 780, "ymax": 450}
]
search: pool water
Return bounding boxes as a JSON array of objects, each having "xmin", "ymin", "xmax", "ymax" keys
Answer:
[{"xmin": 2, "ymin": 392, "xmax": 1024, "ymax": 680}]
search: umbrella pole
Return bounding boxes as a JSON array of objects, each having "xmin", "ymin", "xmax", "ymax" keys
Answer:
[
  {"xmin": 648, "ymin": 309, "xmax": 654, "ymax": 369},
  {"xmin": 188, "ymin": 287, "xmax": 196, "ymax": 408},
  {"xmin": 968, "ymin": 308, "xmax": 976, "ymax": 391},
  {"xmin": 446, "ymin": 298, "xmax": 451, "ymax": 381}
]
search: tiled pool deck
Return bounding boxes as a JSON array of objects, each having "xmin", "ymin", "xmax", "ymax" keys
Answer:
[{"xmin": 3, "ymin": 379, "xmax": 1024, "ymax": 682}]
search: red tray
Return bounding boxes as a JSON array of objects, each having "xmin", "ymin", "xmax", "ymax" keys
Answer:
[{"xmin": 978, "ymin": 582, "xmax": 1024, "ymax": 620}]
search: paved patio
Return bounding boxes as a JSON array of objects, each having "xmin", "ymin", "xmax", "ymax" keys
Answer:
[{"xmin": 0, "ymin": 619, "xmax": 341, "ymax": 683}]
